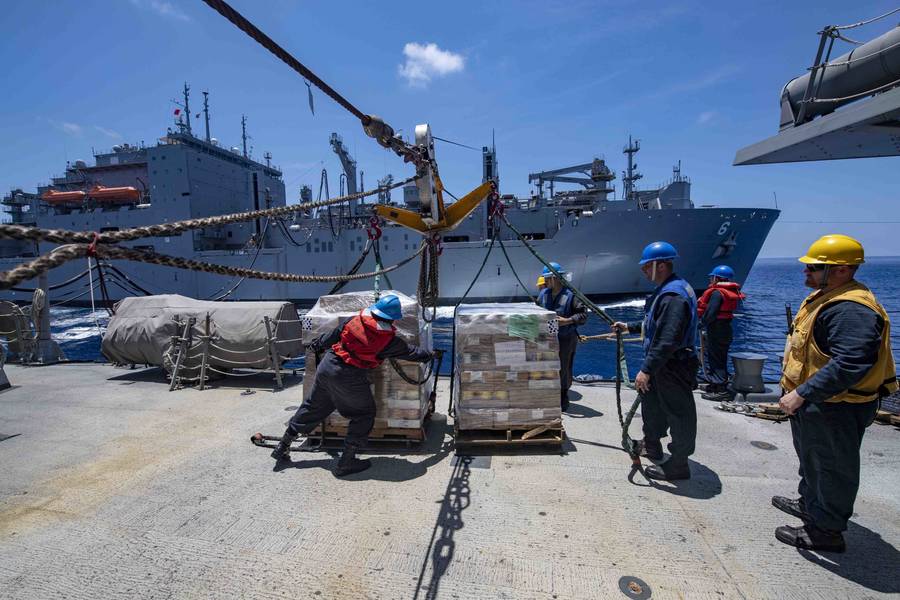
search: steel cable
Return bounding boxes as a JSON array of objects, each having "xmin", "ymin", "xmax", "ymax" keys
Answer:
[{"xmin": 833, "ymin": 7, "xmax": 900, "ymax": 30}]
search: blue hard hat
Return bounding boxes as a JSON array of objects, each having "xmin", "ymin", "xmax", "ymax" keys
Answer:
[
  {"xmin": 708, "ymin": 265, "xmax": 735, "ymax": 280},
  {"xmin": 638, "ymin": 241, "xmax": 678, "ymax": 265},
  {"xmin": 369, "ymin": 294, "xmax": 403, "ymax": 321},
  {"xmin": 541, "ymin": 262, "xmax": 566, "ymax": 277}
]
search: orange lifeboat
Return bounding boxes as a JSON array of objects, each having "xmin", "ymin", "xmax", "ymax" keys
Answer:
[
  {"xmin": 87, "ymin": 185, "xmax": 142, "ymax": 204},
  {"xmin": 41, "ymin": 189, "xmax": 87, "ymax": 205}
]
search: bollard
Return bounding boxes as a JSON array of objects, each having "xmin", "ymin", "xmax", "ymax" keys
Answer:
[{"xmin": 731, "ymin": 352, "xmax": 767, "ymax": 394}]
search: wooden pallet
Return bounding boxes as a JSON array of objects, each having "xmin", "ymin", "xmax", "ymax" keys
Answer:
[
  {"xmin": 454, "ymin": 420, "xmax": 565, "ymax": 449},
  {"xmin": 309, "ymin": 424, "xmax": 426, "ymax": 445}
]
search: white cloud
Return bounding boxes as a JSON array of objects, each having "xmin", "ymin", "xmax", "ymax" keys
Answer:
[
  {"xmin": 129, "ymin": 0, "xmax": 191, "ymax": 22},
  {"xmin": 94, "ymin": 125, "xmax": 122, "ymax": 139},
  {"xmin": 398, "ymin": 42, "xmax": 464, "ymax": 87},
  {"xmin": 697, "ymin": 111, "xmax": 717, "ymax": 125},
  {"xmin": 42, "ymin": 119, "xmax": 84, "ymax": 136}
]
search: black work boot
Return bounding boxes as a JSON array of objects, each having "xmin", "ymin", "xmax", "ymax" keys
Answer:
[
  {"xmin": 771, "ymin": 496, "xmax": 811, "ymax": 521},
  {"xmin": 270, "ymin": 431, "xmax": 296, "ymax": 461},
  {"xmin": 775, "ymin": 523, "xmax": 846, "ymax": 553},
  {"xmin": 638, "ymin": 438, "xmax": 663, "ymax": 460},
  {"xmin": 645, "ymin": 457, "xmax": 691, "ymax": 481},
  {"xmin": 333, "ymin": 446, "xmax": 371, "ymax": 477},
  {"xmin": 701, "ymin": 389, "xmax": 731, "ymax": 401}
]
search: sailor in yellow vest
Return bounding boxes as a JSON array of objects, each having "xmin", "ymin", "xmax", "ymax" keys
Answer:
[{"xmin": 774, "ymin": 235, "xmax": 897, "ymax": 553}]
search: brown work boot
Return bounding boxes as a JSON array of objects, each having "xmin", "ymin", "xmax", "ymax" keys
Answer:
[
  {"xmin": 771, "ymin": 496, "xmax": 811, "ymax": 521},
  {"xmin": 775, "ymin": 523, "xmax": 846, "ymax": 553}
]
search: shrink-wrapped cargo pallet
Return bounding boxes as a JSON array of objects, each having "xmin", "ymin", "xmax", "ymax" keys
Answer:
[
  {"xmin": 453, "ymin": 303, "xmax": 561, "ymax": 431},
  {"xmin": 300, "ymin": 290, "xmax": 433, "ymax": 436}
]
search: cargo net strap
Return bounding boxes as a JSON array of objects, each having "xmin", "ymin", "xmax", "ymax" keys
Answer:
[{"xmin": 500, "ymin": 213, "xmax": 641, "ymax": 461}]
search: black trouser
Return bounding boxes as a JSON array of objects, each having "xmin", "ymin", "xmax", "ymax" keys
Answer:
[
  {"xmin": 558, "ymin": 332, "xmax": 578, "ymax": 398},
  {"xmin": 641, "ymin": 355, "xmax": 698, "ymax": 461},
  {"xmin": 789, "ymin": 399, "xmax": 878, "ymax": 531},
  {"xmin": 286, "ymin": 350, "xmax": 376, "ymax": 450},
  {"xmin": 704, "ymin": 319, "xmax": 733, "ymax": 389}
]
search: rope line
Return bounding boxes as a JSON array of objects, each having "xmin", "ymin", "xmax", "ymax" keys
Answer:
[
  {"xmin": 208, "ymin": 342, "xmax": 269, "ymax": 354},
  {"xmin": 199, "ymin": 0, "xmax": 422, "ymax": 165},
  {"xmin": 0, "ymin": 238, "xmax": 425, "ymax": 290}
]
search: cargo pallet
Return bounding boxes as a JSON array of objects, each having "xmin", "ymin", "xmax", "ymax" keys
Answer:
[
  {"xmin": 309, "ymin": 423, "xmax": 427, "ymax": 448},
  {"xmin": 453, "ymin": 419, "xmax": 565, "ymax": 449}
]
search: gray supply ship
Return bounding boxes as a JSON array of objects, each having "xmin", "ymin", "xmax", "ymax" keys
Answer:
[{"xmin": 0, "ymin": 87, "xmax": 778, "ymax": 306}]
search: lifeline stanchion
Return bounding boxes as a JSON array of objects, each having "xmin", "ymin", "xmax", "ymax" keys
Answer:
[
  {"xmin": 169, "ymin": 317, "xmax": 196, "ymax": 392},
  {"xmin": 198, "ymin": 313, "xmax": 211, "ymax": 391},
  {"xmin": 263, "ymin": 316, "xmax": 283, "ymax": 390}
]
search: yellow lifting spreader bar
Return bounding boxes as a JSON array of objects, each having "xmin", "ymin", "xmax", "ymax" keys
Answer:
[
  {"xmin": 373, "ymin": 123, "xmax": 494, "ymax": 234},
  {"xmin": 373, "ymin": 180, "xmax": 494, "ymax": 234}
]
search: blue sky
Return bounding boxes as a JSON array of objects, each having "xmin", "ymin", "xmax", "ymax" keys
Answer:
[{"xmin": 2, "ymin": 0, "xmax": 897, "ymax": 257}]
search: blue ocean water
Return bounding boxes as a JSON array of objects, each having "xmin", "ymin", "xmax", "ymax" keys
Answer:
[{"xmin": 49, "ymin": 257, "xmax": 900, "ymax": 382}]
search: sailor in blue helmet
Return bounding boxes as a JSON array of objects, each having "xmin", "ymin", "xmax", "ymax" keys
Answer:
[
  {"xmin": 613, "ymin": 242, "xmax": 700, "ymax": 480},
  {"xmin": 537, "ymin": 262, "xmax": 588, "ymax": 411},
  {"xmin": 697, "ymin": 265, "xmax": 745, "ymax": 401},
  {"xmin": 270, "ymin": 295, "xmax": 434, "ymax": 476}
]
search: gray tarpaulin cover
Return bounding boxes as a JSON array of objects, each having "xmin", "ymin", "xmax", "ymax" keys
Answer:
[{"xmin": 101, "ymin": 295, "xmax": 302, "ymax": 375}]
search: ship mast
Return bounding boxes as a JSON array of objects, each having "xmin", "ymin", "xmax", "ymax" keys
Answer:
[
  {"xmin": 241, "ymin": 115, "xmax": 249, "ymax": 158},
  {"xmin": 622, "ymin": 135, "xmax": 642, "ymax": 202},
  {"xmin": 171, "ymin": 83, "xmax": 193, "ymax": 135},
  {"xmin": 202, "ymin": 91, "xmax": 211, "ymax": 142},
  {"xmin": 183, "ymin": 83, "xmax": 192, "ymax": 135}
]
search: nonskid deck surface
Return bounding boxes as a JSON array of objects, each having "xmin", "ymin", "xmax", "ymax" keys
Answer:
[{"xmin": 0, "ymin": 364, "xmax": 897, "ymax": 599}]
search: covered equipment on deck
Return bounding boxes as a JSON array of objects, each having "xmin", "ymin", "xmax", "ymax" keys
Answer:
[{"xmin": 101, "ymin": 294, "xmax": 302, "ymax": 380}]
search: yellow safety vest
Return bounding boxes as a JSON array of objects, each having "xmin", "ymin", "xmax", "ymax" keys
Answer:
[{"xmin": 782, "ymin": 280, "xmax": 898, "ymax": 403}]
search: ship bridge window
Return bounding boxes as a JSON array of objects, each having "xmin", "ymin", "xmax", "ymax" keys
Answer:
[
  {"xmin": 521, "ymin": 233, "xmax": 546, "ymax": 240},
  {"xmin": 444, "ymin": 235, "xmax": 469, "ymax": 243},
  {"xmin": 328, "ymin": 241, "xmax": 333, "ymax": 252}
]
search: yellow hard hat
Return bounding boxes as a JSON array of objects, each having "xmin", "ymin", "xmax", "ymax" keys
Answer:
[
  {"xmin": 799, "ymin": 234, "xmax": 865, "ymax": 265},
  {"xmin": 537, "ymin": 276, "xmax": 546, "ymax": 286}
]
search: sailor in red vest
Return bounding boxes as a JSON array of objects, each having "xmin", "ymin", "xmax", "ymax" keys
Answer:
[
  {"xmin": 271, "ymin": 295, "xmax": 433, "ymax": 476},
  {"xmin": 697, "ymin": 265, "xmax": 745, "ymax": 401}
]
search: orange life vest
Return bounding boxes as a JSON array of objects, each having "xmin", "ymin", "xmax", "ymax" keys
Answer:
[
  {"xmin": 697, "ymin": 282, "xmax": 745, "ymax": 320},
  {"xmin": 332, "ymin": 311, "xmax": 396, "ymax": 369}
]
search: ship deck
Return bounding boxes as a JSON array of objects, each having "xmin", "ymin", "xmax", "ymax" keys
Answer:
[{"xmin": 1, "ymin": 363, "xmax": 897, "ymax": 599}]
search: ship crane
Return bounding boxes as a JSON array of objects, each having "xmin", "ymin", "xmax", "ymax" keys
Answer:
[
  {"xmin": 329, "ymin": 133, "xmax": 358, "ymax": 212},
  {"xmin": 528, "ymin": 158, "xmax": 615, "ymax": 198}
]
